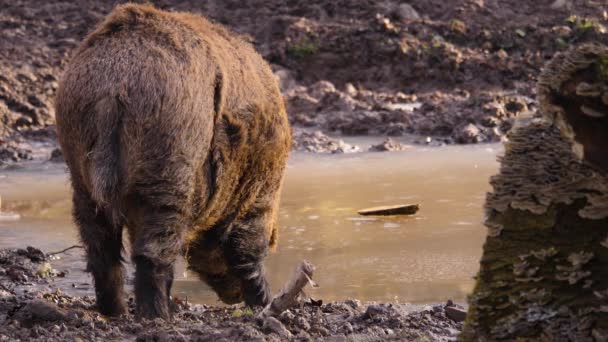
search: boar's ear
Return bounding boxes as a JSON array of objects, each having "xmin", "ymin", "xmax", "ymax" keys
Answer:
[{"xmin": 213, "ymin": 71, "xmax": 224, "ymax": 119}]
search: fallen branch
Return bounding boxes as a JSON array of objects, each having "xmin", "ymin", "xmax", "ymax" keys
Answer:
[
  {"xmin": 259, "ymin": 261, "xmax": 316, "ymax": 318},
  {"xmin": 47, "ymin": 245, "xmax": 84, "ymax": 257}
]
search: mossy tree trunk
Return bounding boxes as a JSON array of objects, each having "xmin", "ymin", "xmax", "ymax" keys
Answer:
[{"xmin": 461, "ymin": 44, "xmax": 608, "ymax": 341}]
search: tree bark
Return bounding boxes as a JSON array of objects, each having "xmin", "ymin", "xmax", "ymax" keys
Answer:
[{"xmin": 461, "ymin": 44, "xmax": 608, "ymax": 341}]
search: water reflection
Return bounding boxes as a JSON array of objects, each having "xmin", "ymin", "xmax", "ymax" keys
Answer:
[{"xmin": 0, "ymin": 144, "xmax": 500, "ymax": 304}]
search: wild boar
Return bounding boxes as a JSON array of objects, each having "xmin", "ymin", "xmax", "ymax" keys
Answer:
[{"xmin": 55, "ymin": 3, "xmax": 291, "ymax": 319}]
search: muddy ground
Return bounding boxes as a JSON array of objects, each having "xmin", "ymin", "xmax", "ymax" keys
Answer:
[
  {"xmin": 1, "ymin": 0, "xmax": 607, "ymax": 163},
  {"xmin": 0, "ymin": 247, "xmax": 465, "ymax": 341}
]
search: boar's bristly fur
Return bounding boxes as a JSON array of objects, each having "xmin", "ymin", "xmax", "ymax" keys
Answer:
[{"xmin": 55, "ymin": 3, "xmax": 291, "ymax": 319}]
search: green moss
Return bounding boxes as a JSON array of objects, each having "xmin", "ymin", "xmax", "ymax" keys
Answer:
[
  {"xmin": 494, "ymin": 206, "xmax": 557, "ymax": 232},
  {"xmin": 450, "ymin": 19, "xmax": 466, "ymax": 34},
  {"xmin": 232, "ymin": 307, "xmax": 255, "ymax": 318},
  {"xmin": 565, "ymin": 15, "xmax": 603, "ymax": 33},
  {"xmin": 287, "ymin": 42, "xmax": 318, "ymax": 59},
  {"xmin": 596, "ymin": 57, "xmax": 608, "ymax": 82}
]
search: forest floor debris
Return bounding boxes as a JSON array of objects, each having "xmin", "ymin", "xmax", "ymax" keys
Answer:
[{"xmin": 0, "ymin": 247, "xmax": 464, "ymax": 341}]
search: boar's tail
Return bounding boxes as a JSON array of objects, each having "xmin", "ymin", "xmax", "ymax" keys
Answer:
[{"xmin": 87, "ymin": 95, "xmax": 124, "ymax": 225}]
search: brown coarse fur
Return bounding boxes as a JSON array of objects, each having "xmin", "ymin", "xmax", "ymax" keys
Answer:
[{"xmin": 55, "ymin": 3, "xmax": 291, "ymax": 319}]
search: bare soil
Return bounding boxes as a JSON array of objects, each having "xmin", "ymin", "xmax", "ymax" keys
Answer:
[{"xmin": 1, "ymin": 0, "xmax": 607, "ymax": 162}]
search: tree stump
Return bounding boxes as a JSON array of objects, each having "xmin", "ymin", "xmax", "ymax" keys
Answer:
[{"xmin": 461, "ymin": 44, "xmax": 608, "ymax": 341}]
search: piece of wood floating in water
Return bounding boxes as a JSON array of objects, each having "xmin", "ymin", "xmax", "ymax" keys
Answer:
[
  {"xmin": 357, "ymin": 204, "xmax": 419, "ymax": 216},
  {"xmin": 259, "ymin": 261, "xmax": 316, "ymax": 318}
]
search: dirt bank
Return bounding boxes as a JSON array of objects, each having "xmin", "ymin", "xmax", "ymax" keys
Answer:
[
  {"xmin": 0, "ymin": 247, "xmax": 465, "ymax": 341},
  {"xmin": 1, "ymin": 0, "xmax": 606, "ymax": 164}
]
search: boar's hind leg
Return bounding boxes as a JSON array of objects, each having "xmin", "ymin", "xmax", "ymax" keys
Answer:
[
  {"xmin": 73, "ymin": 190, "xmax": 126, "ymax": 316},
  {"xmin": 132, "ymin": 208, "xmax": 185, "ymax": 320},
  {"xmin": 225, "ymin": 216, "xmax": 272, "ymax": 307}
]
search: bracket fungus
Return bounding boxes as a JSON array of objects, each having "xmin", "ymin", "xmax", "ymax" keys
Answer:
[{"xmin": 461, "ymin": 44, "xmax": 608, "ymax": 341}]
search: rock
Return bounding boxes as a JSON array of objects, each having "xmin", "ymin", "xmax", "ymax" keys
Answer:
[
  {"xmin": 378, "ymin": 2, "xmax": 421, "ymax": 21},
  {"xmin": 309, "ymin": 81, "xmax": 337, "ymax": 99},
  {"xmin": 287, "ymin": 93, "xmax": 319, "ymax": 116},
  {"xmin": 292, "ymin": 129, "xmax": 359, "ymax": 154},
  {"xmin": 18, "ymin": 246, "xmax": 46, "ymax": 262},
  {"xmin": 14, "ymin": 116, "xmax": 33, "ymax": 128},
  {"xmin": 344, "ymin": 83, "xmax": 358, "ymax": 97},
  {"xmin": 445, "ymin": 306, "xmax": 467, "ymax": 322},
  {"xmin": 344, "ymin": 299, "xmax": 362, "ymax": 309},
  {"xmin": 0, "ymin": 148, "xmax": 19, "ymax": 163},
  {"xmin": 320, "ymin": 92, "xmax": 365, "ymax": 113},
  {"xmin": 294, "ymin": 316, "xmax": 311, "ymax": 331},
  {"xmin": 273, "ymin": 67, "xmax": 297, "ymax": 92},
  {"xmin": 49, "ymin": 148, "xmax": 64, "ymax": 163},
  {"xmin": 326, "ymin": 110, "xmax": 380, "ymax": 135},
  {"xmin": 455, "ymin": 123, "xmax": 483, "ymax": 144},
  {"xmin": 36, "ymin": 262, "xmax": 53, "ymax": 278},
  {"xmin": 363, "ymin": 304, "xmax": 390, "ymax": 318},
  {"xmin": 368, "ymin": 138, "xmax": 407, "ymax": 152},
  {"xmin": 396, "ymin": 4, "xmax": 420, "ymax": 21},
  {"xmin": 358, "ymin": 204, "xmax": 419, "ymax": 216},
  {"xmin": 310, "ymin": 325, "xmax": 330, "ymax": 336},
  {"xmin": 14, "ymin": 301, "xmax": 69, "ymax": 327},
  {"xmin": 550, "ymin": 0, "xmax": 569, "ymax": 9},
  {"xmin": 27, "ymin": 95, "xmax": 46, "ymax": 108},
  {"xmin": 0, "ymin": 289, "xmax": 12, "ymax": 299},
  {"xmin": 263, "ymin": 316, "xmax": 292, "ymax": 339}
]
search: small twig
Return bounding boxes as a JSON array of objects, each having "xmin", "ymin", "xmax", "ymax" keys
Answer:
[
  {"xmin": 47, "ymin": 245, "xmax": 84, "ymax": 256},
  {"xmin": 259, "ymin": 260, "xmax": 316, "ymax": 318}
]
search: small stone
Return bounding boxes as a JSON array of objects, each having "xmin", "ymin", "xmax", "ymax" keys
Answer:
[
  {"xmin": 497, "ymin": 49, "xmax": 508, "ymax": 60},
  {"xmin": 274, "ymin": 68, "xmax": 297, "ymax": 92},
  {"xmin": 27, "ymin": 95, "xmax": 46, "ymax": 108},
  {"xmin": 14, "ymin": 116, "xmax": 33, "ymax": 128},
  {"xmin": 368, "ymin": 138, "xmax": 407, "ymax": 152},
  {"xmin": 550, "ymin": 0, "xmax": 568, "ymax": 9},
  {"xmin": 344, "ymin": 299, "xmax": 362, "ymax": 309},
  {"xmin": 364, "ymin": 304, "xmax": 389, "ymax": 318},
  {"xmin": 455, "ymin": 123, "xmax": 483, "ymax": 144},
  {"xmin": 310, "ymin": 325, "xmax": 330, "ymax": 336},
  {"xmin": 309, "ymin": 80, "xmax": 336, "ymax": 99},
  {"xmin": 395, "ymin": 3, "xmax": 420, "ymax": 21},
  {"xmin": 295, "ymin": 316, "xmax": 311, "ymax": 331},
  {"xmin": 49, "ymin": 148, "xmax": 64, "ymax": 163},
  {"xmin": 287, "ymin": 93, "xmax": 319, "ymax": 116},
  {"xmin": 14, "ymin": 300, "xmax": 69, "ymax": 326},
  {"xmin": 36, "ymin": 262, "xmax": 53, "ymax": 278},
  {"xmin": 344, "ymin": 83, "xmax": 357, "ymax": 97},
  {"xmin": 0, "ymin": 289, "xmax": 12, "ymax": 299}
]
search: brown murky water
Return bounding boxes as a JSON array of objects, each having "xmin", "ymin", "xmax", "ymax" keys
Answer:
[{"xmin": 0, "ymin": 144, "xmax": 500, "ymax": 304}]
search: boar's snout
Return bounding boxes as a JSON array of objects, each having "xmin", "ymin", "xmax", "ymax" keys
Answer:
[{"xmin": 204, "ymin": 273, "xmax": 243, "ymax": 305}]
